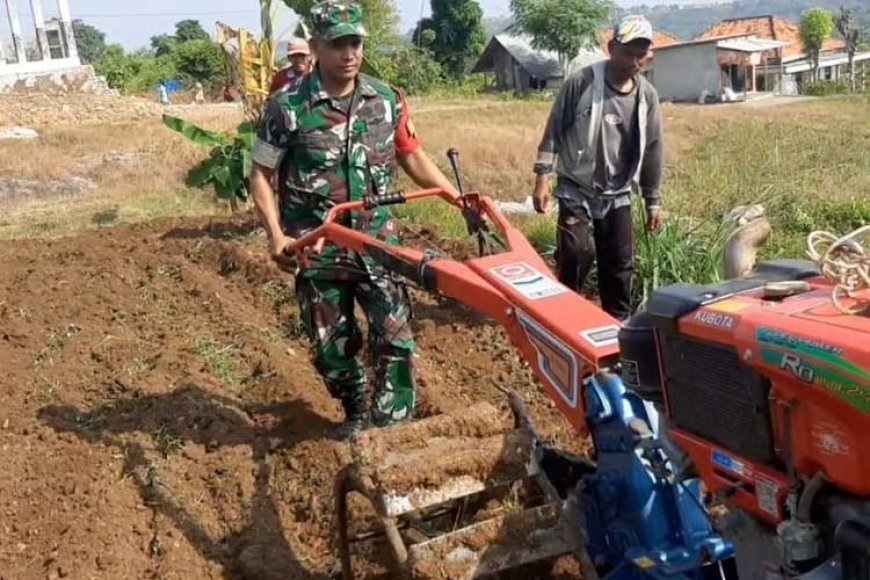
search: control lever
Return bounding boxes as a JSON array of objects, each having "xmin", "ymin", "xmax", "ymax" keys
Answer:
[
  {"xmin": 446, "ymin": 148, "xmax": 494, "ymax": 256},
  {"xmin": 447, "ymin": 148, "xmax": 465, "ymax": 194}
]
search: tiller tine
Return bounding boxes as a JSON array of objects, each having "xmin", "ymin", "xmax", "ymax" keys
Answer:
[{"xmin": 334, "ymin": 402, "xmax": 594, "ymax": 579}]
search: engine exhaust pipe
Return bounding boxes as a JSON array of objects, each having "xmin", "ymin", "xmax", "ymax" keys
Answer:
[{"xmin": 722, "ymin": 204, "xmax": 772, "ymax": 279}]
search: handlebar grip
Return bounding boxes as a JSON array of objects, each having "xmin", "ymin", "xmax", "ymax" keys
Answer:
[{"xmin": 363, "ymin": 190, "xmax": 406, "ymax": 210}]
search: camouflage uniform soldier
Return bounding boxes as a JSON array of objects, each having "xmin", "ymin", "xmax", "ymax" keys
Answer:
[{"xmin": 249, "ymin": 0, "xmax": 459, "ymax": 436}]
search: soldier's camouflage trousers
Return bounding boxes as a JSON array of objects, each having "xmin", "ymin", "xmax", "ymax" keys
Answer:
[{"xmin": 295, "ymin": 274, "xmax": 415, "ymax": 428}]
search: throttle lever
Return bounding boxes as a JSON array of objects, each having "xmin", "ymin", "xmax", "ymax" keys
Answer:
[{"xmin": 447, "ymin": 148, "xmax": 464, "ymax": 195}]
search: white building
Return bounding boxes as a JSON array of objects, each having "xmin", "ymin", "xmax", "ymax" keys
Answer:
[{"xmin": 2, "ymin": 0, "xmax": 80, "ymax": 78}]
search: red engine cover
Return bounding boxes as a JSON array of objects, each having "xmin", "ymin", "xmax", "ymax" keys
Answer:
[{"xmin": 669, "ymin": 279, "xmax": 870, "ymax": 524}]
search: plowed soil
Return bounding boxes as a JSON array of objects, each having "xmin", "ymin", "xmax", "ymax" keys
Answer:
[{"xmin": 0, "ymin": 213, "xmax": 587, "ymax": 580}]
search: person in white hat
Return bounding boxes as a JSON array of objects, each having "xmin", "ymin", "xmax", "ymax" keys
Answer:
[
  {"xmin": 531, "ymin": 14, "xmax": 664, "ymax": 321},
  {"xmin": 270, "ymin": 37, "xmax": 313, "ymax": 94}
]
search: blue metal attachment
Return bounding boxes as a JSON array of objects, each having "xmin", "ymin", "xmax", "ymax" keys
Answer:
[{"xmin": 578, "ymin": 371, "xmax": 737, "ymax": 579}]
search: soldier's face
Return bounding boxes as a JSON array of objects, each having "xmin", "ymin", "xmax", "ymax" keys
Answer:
[{"xmin": 315, "ymin": 36, "xmax": 364, "ymax": 83}]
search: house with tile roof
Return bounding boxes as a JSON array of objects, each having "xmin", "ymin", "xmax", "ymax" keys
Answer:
[
  {"xmin": 693, "ymin": 15, "xmax": 870, "ymax": 94},
  {"xmin": 471, "ymin": 26, "xmax": 679, "ymax": 92},
  {"xmin": 649, "ymin": 34, "xmax": 791, "ymax": 102}
]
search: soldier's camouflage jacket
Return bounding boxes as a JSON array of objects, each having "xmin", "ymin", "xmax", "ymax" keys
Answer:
[{"xmin": 252, "ymin": 67, "xmax": 406, "ymax": 280}]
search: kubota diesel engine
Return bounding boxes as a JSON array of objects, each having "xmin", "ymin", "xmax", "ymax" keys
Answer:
[{"xmin": 620, "ymin": 260, "xmax": 870, "ymax": 578}]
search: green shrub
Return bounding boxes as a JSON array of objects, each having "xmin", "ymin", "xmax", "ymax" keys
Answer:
[
  {"xmin": 631, "ymin": 203, "xmax": 733, "ymax": 309},
  {"xmin": 96, "ymin": 45, "xmax": 178, "ymax": 94},
  {"xmin": 96, "ymin": 38, "xmax": 226, "ymax": 95},
  {"xmin": 761, "ymin": 195, "xmax": 870, "ymax": 259},
  {"xmin": 803, "ymin": 79, "xmax": 849, "ymax": 96},
  {"xmin": 375, "ymin": 46, "xmax": 444, "ymax": 95},
  {"xmin": 172, "ymin": 39, "xmax": 227, "ymax": 89}
]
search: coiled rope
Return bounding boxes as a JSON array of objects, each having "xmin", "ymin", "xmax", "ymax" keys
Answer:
[{"xmin": 807, "ymin": 225, "xmax": 870, "ymax": 315}]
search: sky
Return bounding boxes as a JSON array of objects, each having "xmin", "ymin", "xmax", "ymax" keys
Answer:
[{"xmin": 0, "ymin": 0, "xmax": 514, "ymax": 51}]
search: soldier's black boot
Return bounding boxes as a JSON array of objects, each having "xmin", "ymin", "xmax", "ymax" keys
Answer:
[{"xmin": 338, "ymin": 395, "xmax": 369, "ymax": 440}]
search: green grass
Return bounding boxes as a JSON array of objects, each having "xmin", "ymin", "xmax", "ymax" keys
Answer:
[
  {"xmin": 632, "ymin": 204, "xmax": 733, "ymax": 308},
  {"xmin": 34, "ymin": 324, "xmax": 82, "ymax": 366},
  {"xmin": 190, "ymin": 336, "xmax": 245, "ymax": 386},
  {"xmin": 153, "ymin": 426, "xmax": 184, "ymax": 458},
  {"xmin": 0, "ymin": 188, "xmax": 226, "ymax": 241},
  {"xmin": 375, "ymin": 95, "xmax": 868, "ymax": 306},
  {"xmin": 665, "ymin": 96, "xmax": 870, "ymax": 258},
  {"xmin": 394, "ymin": 198, "xmax": 558, "ymax": 254},
  {"xmin": 393, "ymin": 198, "xmax": 469, "ymax": 239}
]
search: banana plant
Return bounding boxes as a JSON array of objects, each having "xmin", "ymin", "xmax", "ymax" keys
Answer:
[
  {"xmin": 166, "ymin": 0, "xmax": 379, "ymax": 211},
  {"xmin": 163, "ymin": 115, "xmax": 255, "ymax": 211},
  {"xmin": 165, "ymin": 0, "xmax": 278, "ymax": 211}
]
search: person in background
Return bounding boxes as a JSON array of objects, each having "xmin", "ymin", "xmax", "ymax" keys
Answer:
[
  {"xmin": 157, "ymin": 81, "xmax": 170, "ymax": 105},
  {"xmin": 531, "ymin": 14, "xmax": 664, "ymax": 322},
  {"xmin": 194, "ymin": 82, "xmax": 206, "ymax": 105},
  {"xmin": 269, "ymin": 38, "xmax": 313, "ymax": 94}
]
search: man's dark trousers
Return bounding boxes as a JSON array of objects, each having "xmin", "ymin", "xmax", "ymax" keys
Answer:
[{"xmin": 554, "ymin": 197, "xmax": 634, "ymax": 321}]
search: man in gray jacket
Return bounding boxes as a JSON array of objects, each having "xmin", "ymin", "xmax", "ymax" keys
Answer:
[{"xmin": 532, "ymin": 14, "xmax": 664, "ymax": 321}]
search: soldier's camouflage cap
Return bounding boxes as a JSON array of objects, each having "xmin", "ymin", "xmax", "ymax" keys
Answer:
[{"xmin": 309, "ymin": 0, "xmax": 368, "ymax": 40}]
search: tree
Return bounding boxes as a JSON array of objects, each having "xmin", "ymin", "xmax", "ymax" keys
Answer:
[
  {"xmin": 413, "ymin": 0, "xmax": 485, "ymax": 78},
  {"xmin": 95, "ymin": 44, "xmax": 179, "ymax": 94},
  {"xmin": 378, "ymin": 46, "xmax": 443, "ymax": 94},
  {"xmin": 95, "ymin": 44, "xmax": 135, "ymax": 89},
  {"xmin": 835, "ymin": 6, "xmax": 861, "ymax": 91},
  {"xmin": 800, "ymin": 7, "xmax": 835, "ymax": 82},
  {"xmin": 359, "ymin": 0, "xmax": 400, "ymax": 48},
  {"xmin": 173, "ymin": 39, "xmax": 226, "ymax": 87},
  {"xmin": 510, "ymin": 0, "xmax": 612, "ymax": 73},
  {"xmin": 73, "ymin": 20, "xmax": 107, "ymax": 64},
  {"xmin": 174, "ymin": 19, "xmax": 212, "ymax": 43},
  {"xmin": 283, "ymin": 0, "xmax": 399, "ymax": 48},
  {"xmin": 150, "ymin": 34, "xmax": 177, "ymax": 58}
]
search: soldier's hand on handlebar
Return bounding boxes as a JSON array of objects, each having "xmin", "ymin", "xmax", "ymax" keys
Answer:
[{"xmin": 269, "ymin": 233, "xmax": 298, "ymax": 271}]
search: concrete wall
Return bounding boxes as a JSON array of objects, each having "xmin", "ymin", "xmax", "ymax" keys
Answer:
[
  {"xmin": 651, "ymin": 43, "xmax": 721, "ymax": 102},
  {"xmin": 0, "ymin": 63, "xmax": 116, "ymax": 94}
]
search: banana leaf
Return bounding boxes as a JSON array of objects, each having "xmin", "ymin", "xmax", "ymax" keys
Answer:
[
  {"xmin": 212, "ymin": 165, "xmax": 232, "ymax": 189},
  {"xmin": 237, "ymin": 121, "xmax": 256, "ymax": 149},
  {"xmin": 186, "ymin": 158, "xmax": 220, "ymax": 188},
  {"xmin": 241, "ymin": 148, "xmax": 253, "ymax": 180},
  {"xmin": 163, "ymin": 115, "xmax": 230, "ymax": 147}
]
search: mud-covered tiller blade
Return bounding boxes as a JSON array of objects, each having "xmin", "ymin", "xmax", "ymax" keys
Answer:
[{"xmin": 334, "ymin": 401, "xmax": 598, "ymax": 579}]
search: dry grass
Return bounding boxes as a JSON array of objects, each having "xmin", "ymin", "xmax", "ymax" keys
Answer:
[
  {"xmin": 409, "ymin": 98, "xmax": 553, "ymax": 200},
  {"xmin": 0, "ymin": 93, "xmax": 867, "ymax": 243},
  {"xmin": 0, "ymin": 103, "xmax": 243, "ymax": 239}
]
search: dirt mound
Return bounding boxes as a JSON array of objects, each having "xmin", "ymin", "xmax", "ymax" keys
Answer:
[
  {"xmin": 0, "ymin": 214, "xmax": 587, "ymax": 579},
  {"xmin": 0, "ymin": 93, "xmax": 164, "ymax": 128}
]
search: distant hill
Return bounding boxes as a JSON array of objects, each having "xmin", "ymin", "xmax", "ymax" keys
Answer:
[
  {"xmin": 619, "ymin": 0, "xmax": 730, "ymax": 6},
  {"xmin": 628, "ymin": 0, "xmax": 870, "ymax": 40},
  {"xmin": 403, "ymin": 0, "xmax": 868, "ymax": 47}
]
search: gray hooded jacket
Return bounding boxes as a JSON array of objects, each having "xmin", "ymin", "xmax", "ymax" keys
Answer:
[{"xmin": 534, "ymin": 60, "xmax": 663, "ymax": 210}]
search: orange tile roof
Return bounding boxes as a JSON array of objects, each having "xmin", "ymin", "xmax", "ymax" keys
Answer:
[
  {"xmin": 694, "ymin": 15, "xmax": 846, "ymax": 59},
  {"xmin": 598, "ymin": 28, "xmax": 681, "ymax": 55}
]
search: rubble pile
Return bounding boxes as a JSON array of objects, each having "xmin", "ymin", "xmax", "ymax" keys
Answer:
[{"xmin": 0, "ymin": 93, "xmax": 164, "ymax": 127}]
